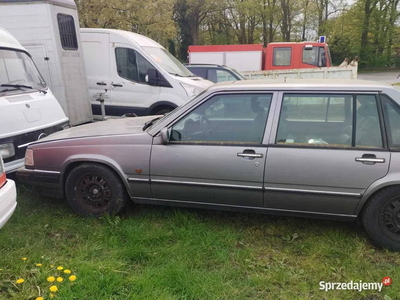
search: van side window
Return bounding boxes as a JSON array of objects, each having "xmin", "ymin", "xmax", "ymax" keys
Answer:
[
  {"xmin": 276, "ymin": 93, "xmax": 383, "ymax": 148},
  {"xmin": 115, "ymin": 48, "xmax": 139, "ymax": 82},
  {"xmin": 136, "ymin": 52, "xmax": 153, "ymax": 84},
  {"xmin": 115, "ymin": 48, "xmax": 155, "ymax": 84},
  {"xmin": 273, "ymin": 47, "xmax": 291, "ymax": 66},
  {"xmin": 57, "ymin": 14, "xmax": 78, "ymax": 50}
]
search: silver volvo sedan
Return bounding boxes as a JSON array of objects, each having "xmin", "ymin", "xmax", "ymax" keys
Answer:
[{"xmin": 17, "ymin": 79, "xmax": 400, "ymax": 251}]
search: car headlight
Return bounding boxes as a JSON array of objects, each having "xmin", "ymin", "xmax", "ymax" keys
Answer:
[
  {"xmin": 180, "ymin": 83, "xmax": 204, "ymax": 98},
  {"xmin": 25, "ymin": 149, "xmax": 34, "ymax": 166},
  {"xmin": 0, "ymin": 143, "xmax": 15, "ymax": 159}
]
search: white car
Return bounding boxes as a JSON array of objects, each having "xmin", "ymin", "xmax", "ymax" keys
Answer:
[{"xmin": 0, "ymin": 154, "xmax": 17, "ymax": 228}]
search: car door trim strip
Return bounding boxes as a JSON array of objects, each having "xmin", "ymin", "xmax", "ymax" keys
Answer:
[
  {"xmin": 264, "ymin": 187, "xmax": 361, "ymax": 197},
  {"xmin": 151, "ymin": 179, "xmax": 263, "ymax": 190},
  {"xmin": 127, "ymin": 178, "xmax": 150, "ymax": 182}
]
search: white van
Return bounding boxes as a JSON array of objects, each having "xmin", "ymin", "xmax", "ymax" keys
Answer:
[
  {"xmin": 80, "ymin": 28, "xmax": 213, "ymax": 116},
  {"xmin": 0, "ymin": 27, "xmax": 69, "ymax": 173}
]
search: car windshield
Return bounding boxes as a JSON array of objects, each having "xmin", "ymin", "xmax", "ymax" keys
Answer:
[
  {"xmin": 0, "ymin": 49, "xmax": 47, "ymax": 94},
  {"xmin": 142, "ymin": 46, "xmax": 193, "ymax": 77}
]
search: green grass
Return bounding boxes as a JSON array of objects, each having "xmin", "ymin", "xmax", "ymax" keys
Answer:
[{"xmin": 0, "ymin": 185, "xmax": 399, "ymax": 300}]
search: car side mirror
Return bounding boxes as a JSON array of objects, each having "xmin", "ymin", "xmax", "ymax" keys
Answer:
[
  {"xmin": 160, "ymin": 128, "xmax": 170, "ymax": 144},
  {"xmin": 145, "ymin": 68, "xmax": 172, "ymax": 88},
  {"xmin": 145, "ymin": 68, "xmax": 158, "ymax": 86}
]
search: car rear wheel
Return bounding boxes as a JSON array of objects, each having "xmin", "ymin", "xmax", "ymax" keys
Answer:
[
  {"xmin": 362, "ymin": 186, "xmax": 400, "ymax": 251},
  {"xmin": 65, "ymin": 163, "xmax": 128, "ymax": 217}
]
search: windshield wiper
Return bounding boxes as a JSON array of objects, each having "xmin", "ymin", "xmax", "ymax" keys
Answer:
[
  {"xmin": 142, "ymin": 116, "xmax": 162, "ymax": 131},
  {"xmin": 0, "ymin": 84, "xmax": 47, "ymax": 94}
]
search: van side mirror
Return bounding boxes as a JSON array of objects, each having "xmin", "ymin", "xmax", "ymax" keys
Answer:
[
  {"xmin": 160, "ymin": 128, "xmax": 170, "ymax": 144},
  {"xmin": 145, "ymin": 68, "xmax": 172, "ymax": 88}
]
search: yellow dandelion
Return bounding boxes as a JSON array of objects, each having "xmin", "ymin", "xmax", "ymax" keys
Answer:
[
  {"xmin": 15, "ymin": 278, "xmax": 25, "ymax": 284},
  {"xmin": 63, "ymin": 269, "xmax": 71, "ymax": 274},
  {"xmin": 68, "ymin": 275, "xmax": 77, "ymax": 281},
  {"xmin": 56, "ymin": 266, "xmax": 63, "ymax": 271},
  {"xmin": 50, "ymin": 265, "xmax": 54, "ymax": 268},
  {"xmin": 21, "ymin": 257, "xmax": 27, "ymax": 261},
  {"xmin": 49, "ymin": 294, "xmax": 55, "ymax": 299},
  {"xmin": 49, "ymin": 285, "xmax": 58, "ymax": 293},
  {"xmin": 47, "ymin": 276, "xmax": 55, "ymax": 282},
  {"xmin": 35, "ymin": 263, "xmax": 42, "ymax": 267},
  {"xmin": 56, "ymin": 277, "xmax": 63, "ymax": 282},
  {"xmin": 36, "ymin": 297, "xmax": 44, "ymax": 300},
  {"xmin": 0, "ymin": 269, "xmax": 3, "ymax": 271}
]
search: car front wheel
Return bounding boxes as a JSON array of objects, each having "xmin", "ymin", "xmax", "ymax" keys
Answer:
[
  {"xmin": 362, "ymin": 186, "xmax": 400, "ymax": 251},
  {"xmin": 65, "ymin": 163, "xmax": 128, "ymax": 217}
]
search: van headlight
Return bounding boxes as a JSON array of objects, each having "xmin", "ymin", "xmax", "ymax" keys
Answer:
[
  {"xmin": 0, "ymin": 143, "xmax": 15, "ymax": 159},
  {"xmin": 25, "ymin": 149, "xmax": 34, "ymax": 166},
  {"xmin": 180, "ymin": 83, "xmax": 204, "ymax": 97}
]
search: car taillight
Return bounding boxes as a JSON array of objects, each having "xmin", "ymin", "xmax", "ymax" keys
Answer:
[{"xmin": 0, "ymin": 158, "xmax": 5, "ymax": 188}]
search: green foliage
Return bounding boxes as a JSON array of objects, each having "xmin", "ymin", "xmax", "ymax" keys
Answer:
[{"xmin": 0, "ymin": 185, "xmax": 400, "ymax": 299}]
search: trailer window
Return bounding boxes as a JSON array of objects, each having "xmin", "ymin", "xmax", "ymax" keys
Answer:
[
  {"xmin": 57, "ymin": 14, "xmax": 78, "ymax": 50},
  {"xmin": 273, "ymin": 47, "xmax": 291, "ymax": 66}
]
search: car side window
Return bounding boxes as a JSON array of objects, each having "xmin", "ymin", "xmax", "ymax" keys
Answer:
[
  {"xmin": 189, "ymin": 68, "xmax": 207, "ymax": 79},
  {"xmin": 170, "ymin": 94, "xmax": 272, "ymax": 144},
  {"xmin": 276, "ymin": 93, "xmax": 383, "ymax": 148},
  {"xmin": 382, "ymin": 94, "xmax": 400, "ymax": 148},
  {"xmin": 212, "ymin": 69, "xmax": 237, "ymax": 82}
]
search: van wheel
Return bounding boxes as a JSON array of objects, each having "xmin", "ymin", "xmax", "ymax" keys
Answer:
[
  {"xmin": 65, "ymin": 163, "xmax": 128, "ymax": 217},
  {"xmin": 152, "ymin": 106, "xmax": 174, "ymax": 115},
  {"xmin": 362, "ymin": 186, "xmax": 400, "ymax": 251}
]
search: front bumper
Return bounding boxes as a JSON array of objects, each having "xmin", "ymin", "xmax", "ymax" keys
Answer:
[
  {"xmin": 16, "ymin": 168, "xmax": 63, "ymax": 198},
  {"xmin": 0, "ymin": 179, "xmax": 17, "ymax": 229}
]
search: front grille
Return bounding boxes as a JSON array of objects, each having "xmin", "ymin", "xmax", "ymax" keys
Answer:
[{"xmin": 1, "ymin": 122, "xmax": 69, "ymax": 164}]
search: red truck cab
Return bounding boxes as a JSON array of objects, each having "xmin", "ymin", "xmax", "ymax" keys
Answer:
[{"xmin": 264, "ymin": 42, "xmax": 331, "ymax": 70}]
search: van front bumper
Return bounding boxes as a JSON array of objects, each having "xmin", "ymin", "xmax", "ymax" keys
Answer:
[{"xmin": 0, "ymin": 179, "xmax": 17, "ymax": 229}]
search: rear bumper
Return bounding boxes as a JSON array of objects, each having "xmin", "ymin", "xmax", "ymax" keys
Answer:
[
  {"xmin": 16, "ymin": 168, "xmax": 63, "ymax": 198},
  {"xmin": 0, "ymin": 179, "xmax": 17, "ymax": 229}
]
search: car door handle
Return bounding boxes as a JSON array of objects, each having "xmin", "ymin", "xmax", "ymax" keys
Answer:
[
  {"xmin": 96, "ymin": 81, "xmax": 107, "ymax": 86},
  {"xmin": 237, "ymin": 150, "xmax": 263, "ymax": 158},
  {"xmin": 111, "ymin": 83, "xmax": 123, "ymax": 87},
  {"xmin": 355, "ymin": 157, "xmax": 385, "ymax": 163}
]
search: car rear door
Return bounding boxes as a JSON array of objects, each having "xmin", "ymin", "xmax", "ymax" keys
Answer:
[
  {"xmin": 149, "ymin": 92, "xmax": 276, "ymax": 207},
  {"xmin": 264, "ymin": 91, "xmax": 390, "ymax": 216}
]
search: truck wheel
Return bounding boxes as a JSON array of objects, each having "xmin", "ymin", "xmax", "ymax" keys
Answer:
[
  {"xmin": 65, "ymin": 163, "xmax": 128, "ymax": 217},
  {"xmin": 362, "ymin": 186, "xmax": 400, "ymax": 251}
]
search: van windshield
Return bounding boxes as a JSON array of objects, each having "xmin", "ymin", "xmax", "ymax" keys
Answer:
[
  {"xmin": 0, "ymin": 49, "xmax": 46, "ymax": 94},
  {"xmin": 142, "ymin": 47, "xmax": 193, "ymax": 77}
]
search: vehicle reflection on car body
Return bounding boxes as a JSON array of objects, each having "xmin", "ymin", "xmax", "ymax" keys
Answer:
[{"xmin": 16, "ymin": 79, "xmax": 400, "ymax": 251}]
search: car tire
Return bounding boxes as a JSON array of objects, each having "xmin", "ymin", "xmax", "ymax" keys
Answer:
[
  {"xmin": 65, "ymin": 163, "xmax": 128, "ymax": 217},
  {"xmin": 362, "ymin": 186, "xmax": 400, "ymax": 251}
]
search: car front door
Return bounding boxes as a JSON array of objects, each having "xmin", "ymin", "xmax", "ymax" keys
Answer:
[
  {"xmin": 149, "ymin": 92, "xmax": 275, "ymax": 207},
  {"xmin": 264, "ymin": 92, "xmax": 390, "ymax": 216}
]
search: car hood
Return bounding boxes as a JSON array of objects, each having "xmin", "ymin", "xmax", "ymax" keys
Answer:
[{"xmin": 37, "ymin": 116, "xmax": 157, "ymax": 142}]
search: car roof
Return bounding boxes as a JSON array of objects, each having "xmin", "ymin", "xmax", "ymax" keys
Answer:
[{"xmin": 207, "ymin": 79, "xmax": 394, "ymax": 92}]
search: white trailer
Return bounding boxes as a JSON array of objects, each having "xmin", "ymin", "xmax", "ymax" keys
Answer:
[{"xmin": 0, "ymin": 0, "xmax": 92, "ymax": 126}]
